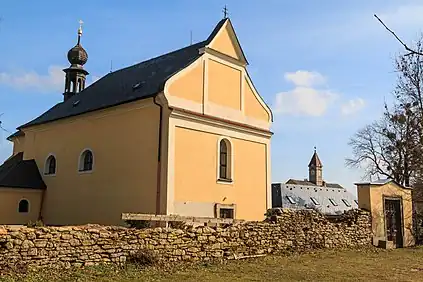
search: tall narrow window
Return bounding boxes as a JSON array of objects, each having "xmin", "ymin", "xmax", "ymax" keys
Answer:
[
  {"xmin": 78, "ymin": 78, "xmax": 83, "ymax": 92},
  {"xmin": 71, "ymin": 80, "xmax": 75, "ymax": 92},
  {"xmin": 44, "ymin": 155, "xmax": 56, "ymax": 175},
  {"xmin": 18, "ymin": 199, "xmax": 29, "ymax": 213},
  {"xmin": 218, "ymin": 139, "xmax": 232, "ymax": 181},
  {"xmin": 79, "ymin": 149, "xmax": 94, "ymax": 172},
  {"xmin": 65, "ymin": 77, "xmax": 70, "ymax": 92},
  {"xmin": 220, "ymin": 140, "xmax": 228, "ymax": 179}
]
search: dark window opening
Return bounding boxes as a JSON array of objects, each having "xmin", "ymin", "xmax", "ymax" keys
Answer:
[
  {"xmin": 80, "ymin": 150, "xmax": 93, "ymax": 171},
  {"xmin": 45, "ymin": 156, "xmax": 56, "ymax": 175},
  {"xmin": 329, "ymin": 198, "xmax": 338, "ymax": 206},
  {"xmin": 342, "ymin": 199, "xmax": 351, "ymax": 207},
  {"xmin": 310, "ymin": 197, "xmax": 320, "ymax": 205},
  {"xmin": 286, "ymin": 196, "xmax": 296, "ymax": 204},
  {"xmin": 219, "ymin": 139, "xmax": 230, "ymax": 180},
  {"xmin": 78, "ymin": 78, "xmax": 83, "ymax": 92},
  {"xmin": 48, "ymin": 157, "xmax": 56, "ymax": 174},
  {"xmin": 18, "ymin": 199, "xmax": 29, "ymax": 213},
  {"xmin": 219, "ymin": 208, "xmax": 234, "ymax": 219}
]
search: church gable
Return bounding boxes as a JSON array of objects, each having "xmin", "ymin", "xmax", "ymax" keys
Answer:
[
  {"xmin": 243, "ymin": 76, "xmax": 270, "ymax": 122},
  {"xmin": 207, "ymin": 59, "xmax": 242, "ymax": 111},
  {"xmin": 164, "ymin": 18, "xmax": 272, "ymax": 130},
  {"xmin": 207, "ymin": 20, "xmax": 246, "ymax": 63},
  {"xmin": 166, "ymin": 59, "xmax": 204, "ymax": 104}
]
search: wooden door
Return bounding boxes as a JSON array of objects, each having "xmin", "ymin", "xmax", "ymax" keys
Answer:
[{"xmin": 385, "ymin": 199, "xmax": 403, "ymax": 248}]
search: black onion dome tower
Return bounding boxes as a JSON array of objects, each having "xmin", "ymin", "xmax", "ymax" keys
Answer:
[{"xmin": 63, "ymin": 20, "xmax": 89, "ymax": 101}]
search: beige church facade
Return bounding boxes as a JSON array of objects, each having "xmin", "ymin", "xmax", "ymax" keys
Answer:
[{"xmin": 0, "ymin": 18, "xmax": 273, "ymax": 226}]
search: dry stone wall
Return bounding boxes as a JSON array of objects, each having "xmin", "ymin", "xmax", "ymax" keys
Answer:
[{"xmin": 0, "ymin": 209, "xmax": 372, "ymax": 271}]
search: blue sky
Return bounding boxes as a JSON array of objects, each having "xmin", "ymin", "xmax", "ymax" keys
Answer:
[{"xmin": 1, "ymin": 1, "xmax": 422, "ymax": 194}]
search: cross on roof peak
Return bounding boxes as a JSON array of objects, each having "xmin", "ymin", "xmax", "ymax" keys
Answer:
[{"xmin": 223, "ymin": 5, "xmax": 229, "ymax": 19}]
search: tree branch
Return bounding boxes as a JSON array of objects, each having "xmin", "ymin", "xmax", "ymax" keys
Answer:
[{"xmin": 374, "ymin": 14, "xmax": 423, "ymax": 56}]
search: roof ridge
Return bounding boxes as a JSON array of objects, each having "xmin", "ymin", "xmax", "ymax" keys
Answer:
[
  {"xmin": 205, "ymin": 18, "xmax": 228, "ymax": 43},
  {"xmin": 111, "ymin": 40, "xmax": 207, "ymax": 76},
  {"xmin": 17, "ymin": 18, "xmax": 232, "ymax": 129},
  {"xmin": 111, "ymin": 19, "xmax": 227, "ymax": 76}
]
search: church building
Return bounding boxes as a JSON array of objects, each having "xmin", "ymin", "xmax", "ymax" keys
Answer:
[
  {"xmin": 272, "ymin": 149, "xmax": 357, "ymax": 215},
  {"xmin": 0, "ymin": 18, "xmax": 273, "ymax": 226}
]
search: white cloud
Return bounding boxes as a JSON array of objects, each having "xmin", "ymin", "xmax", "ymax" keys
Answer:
[
  {"xmin": 341, "ymin": 98, "xmax": 366, "ymax": 116},
  {"xmin": 275, "ymin": 87, "xmax": 338, "ymax": 117},
  {"xmin": 284, "ymin": 70, "xmax": 326, "ymax": 87},
  {"xmin": 0, "ymin": 66, "xmax": 103, "ymax": 93},
  {"xmin": 274, "ymin": 71, "xmax": 338, "ymax": 117},
  {"xmin": 0, "ymin": 65, "xmax": 65, "ymax": 93}
]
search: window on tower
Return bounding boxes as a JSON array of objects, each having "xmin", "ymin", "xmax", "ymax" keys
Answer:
[
  {"xmin": 71, "ymin": 81, "xmax": 75, "ymax": 92},
  {"xmin": 78, "ymin": 78, "xmax": 83, "ymax": 92}
]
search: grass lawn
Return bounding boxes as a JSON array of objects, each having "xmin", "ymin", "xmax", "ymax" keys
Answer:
[{"xmin": 3, "ymin": 247, "xmax": 423, "ymax": 281}]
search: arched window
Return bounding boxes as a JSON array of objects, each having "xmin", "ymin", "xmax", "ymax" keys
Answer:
[
  {"xmin": 79, "ymin": 149, "xmax": 94, "ymax": 172},
  {"xmin": 65, "ymin": 77, "xmax": 70, "ymax": 92},
  {"xmin": 18, "ymin": 199, "xmax": 29, "ymax": 213},
  {"xmin": 44, "ymin": 155, "xmax": 56, "ymax": 175},
  {"xmin": 78, "ymin": 78, "xmax": 83, "ymax": 92},
  {"xmin": 218, "ymin": 139, "xmax": 232, "ymax": 181},
  {"xmin": 71, "ymin": 80, "xmax": 75, "ymax": 92}
]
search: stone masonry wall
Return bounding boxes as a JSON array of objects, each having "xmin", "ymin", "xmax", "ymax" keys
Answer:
[{"xmin": 0, "ymin": 209, "xmax": 372, "ymax": 271}]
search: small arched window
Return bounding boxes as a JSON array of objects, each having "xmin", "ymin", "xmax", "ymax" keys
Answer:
[
  {"xmin": 65, "ymin": 77, "xmax": 70, "ymax": 92},
  {"xmin": 44, "ymin": 155, "xmax": 56, "ymax": 175},
  {"xmin": 18, "ymin": 199, "xmax": 29, "ymax": 213},
  {"xmin": 219, "ymin": 139, "xmax": 232, "ymax": 181},
  {"xmin": 78, "ymin": 78, "xmax": 83, "ymax": 92},
  {"xmin": 79, "ymin": 150, "xmax": 94, "ymax": 172}
]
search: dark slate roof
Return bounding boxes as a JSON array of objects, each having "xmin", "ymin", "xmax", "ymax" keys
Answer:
[
  {"xmin": 0, "ymin": 152, "xmax": 46, "ymax": 189},
  {"xmin": 7, "ymin": 130, "xmax": 24, "ymax": 141},
  {"xmin": 308, "ymin": 151, "xmax": 323, "ymax": 167},
  {"xmin": 325, "ymin": 183, "xmax": 344, "ymax": 189},
  {"xmin": 19, "ymin": 19, "xmax": 229, "ymax": 129},
  {"xmin": 286, "ymin": 179, "xmax": 343, "ymax": 189},
  {"xmin": 272, "ymin": 183, "xmax": 358, "ymax": 215}
]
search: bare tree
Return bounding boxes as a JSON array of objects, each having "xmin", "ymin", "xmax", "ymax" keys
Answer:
[
  {"xmin": 347, "ymin": 38, "xmax": 423, "ymax": 187},
  {"xmin": 346, "ymin": 115, "xmax": 413, "ymax": 186},
  {"xmin": 392, "ymin": 41, "xmax": 423, "ymax": 180}
]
